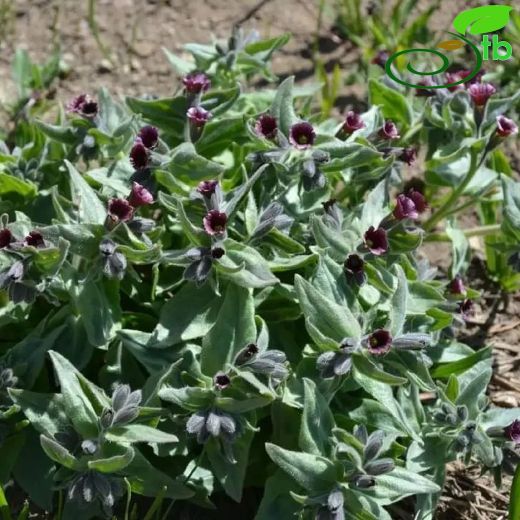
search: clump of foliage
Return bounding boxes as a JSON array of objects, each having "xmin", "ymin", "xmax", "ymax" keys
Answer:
[{"xmin": 0, "ymin": 28, "xmax": 519, "ymax": 520}]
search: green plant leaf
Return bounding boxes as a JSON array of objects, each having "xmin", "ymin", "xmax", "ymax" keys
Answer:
[
  {"xmin": 368, "ymin": 79, "xmax": 413, "ymax": 127},
  {"xmin": 206, "ymin": 423, "xmax": 255, "ymax": 502},
  {"xmin": 105, "ymin": 425, "xmax": 178, "ymax": 445},
  {"xmin": 201, "ymin": 283, "xmax": 256, "ymax": 376},
  {"xmin": 265, "ymin": 443, "xmax": 339, "ymax": 492},
  {"xmin": 270, "ymin": 76, "xmax": 297, "ymax": 136},
  {"xmin": 65, "ymin": 160, "xmax": 106, "ymax": 225},
  {"xmin": 299, "ymin": 378, "xmax": 335, "ymax": 455},
  {"xmin": 48, "ymin": 351, "xmax": 98, "ymax": 438},
  {"xmin": 40, "ymin": 434, "xmax": 81, "ymax": 470},
  {"xmin": 295, "ymin": 274, "xmax": 361, "ymax": 343},
  {"xmin": 88, "ymin": 446, "xmax": 135, "ymax": 473}
]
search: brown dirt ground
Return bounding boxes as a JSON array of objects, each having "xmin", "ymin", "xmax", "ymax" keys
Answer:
[{"xmin": 1, "ymin": 1, "xmax": 519, "ymax": 519}]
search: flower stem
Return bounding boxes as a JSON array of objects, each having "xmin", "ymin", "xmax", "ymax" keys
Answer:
[
  {"xmin": 425, "ymin": 223, "xmax": 501, "ymax": 242},
  {"xmin": 423, "ymin": 149, "xmax": 479, "ymax": 232}
]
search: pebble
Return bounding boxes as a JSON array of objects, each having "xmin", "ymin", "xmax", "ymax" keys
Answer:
[
  {"xmin": 97, "ymin": 59, "xmax": 113, "ymax": 73},
  {"xmin": 493, "ymin": 392, "xmax": 519, "ymax": 408}
]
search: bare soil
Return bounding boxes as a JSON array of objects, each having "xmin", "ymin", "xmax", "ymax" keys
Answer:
[{"xmin": 0, "ymin": 1, "xmax": 519, "ymax": 519}]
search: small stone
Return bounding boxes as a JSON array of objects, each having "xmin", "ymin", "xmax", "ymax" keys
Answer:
[
  {"xmin": 493, "ymin": 392, "xmax": 518, "ymax": 408},
  {"xmin": 130, "ymin": 58, "xmax": 141, "ymax": 71},
  {"xmin": 97, "ymin": 59, "xmax": 113, "ymax": 74}
]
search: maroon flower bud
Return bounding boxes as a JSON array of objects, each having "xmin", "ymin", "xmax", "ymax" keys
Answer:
[
  {"xmin": 445, "ymin": 69, "xmax": 484, "ymax": 92},
  {"xmin": 289, "ymin": 121, "xmax": 316, "ymax": 149},
  {"xmin": 235, "ymin": 343, "xmax": 259, "ymax": 365},
  {"xmin": 378, "ymin": 120, "xmax": 400, "ymax": 140},
  {"xmin": 496, "ymin": 115, "xmax": 518, "ymax": 138},
  {"xmin": 0, "ymin": 229, "xmax": 13, "ymax": 248},
  {"xmin": 67, "ymin": 94, "xmax": 87, "ymax": 112},
  {"xmin": 393, "ymin": 193, "xmax": 419, "ymax": 220},
  {"xmin": 203, "ymin": 210, "xmax": 228, "ymax": 236},
  {"xmin": 445, "ymin": 70, "xmax": 469, "ymax": 92},
  {"xmin": 214, "ymin": 372, "xmax": 231, "ymax": 390},
  {"xmin": 182, "ymin": 72, "xmax": 211, "ymax": 94},
  {"xmin": 372, "ymin": 50, "xmax": 390, "ymax": 68},
  {"xmin": 407, "ymin": 189, "xmax": 427, "ymax": 214},
  {"xmin": 211, "ymin": 247, "xmax": 225, "ymax": 259},
  {"xmin": 398, "ymin": 148, "xmax": 417, "ymax": 165},
  {"xmin": 364, "ymin": 226, "xmax": 388, "ymax": 256},
  {"xmin": 344, "ymin": 254, "xmax": 364, "ymax": 273},
  {"xmin": 505, "ymin": 420, "xmax": 520, "ymax": 444},
  {"xmin": 415, "ymin": 78, "xmax": 436, "ymax": 97},
  {"xmin": 66, "ymin": 94, "xmax": 98, "ymax": 118},
  {"xmin": 342, "ymin": 111, "xmax": 365, "ymax": 134},
  {"xmin": 255, "ymin": 114, "xmax": 277, "ymax": 139},
  {"xmin": 129, "ymin": 139, "xmax": 149, "ymax": 170},
  {"xmin": 197, "ymin": 180, "xmax": 219, "ymax": 197},
  {"xmin": 25, "ymin": 231, "xmax": 45, "ymax": 248},
  {"xmin": 138, "ymin": 126, "xmax": 159, "ymax": 149},
  {"xmin": 128, "ymin": 182, "xmax": 154, "ymax": 207},
  {"xmin": 458, "ymin": 299, "xmax": 474, "ymax": 320},
  {"xmin": 187, "ymin": 106, "xmax": 212, "ymax": 128},
  {"xmin": 468, "ymin": 82, "xmax": 496, "ymax": 106},
  {"xmin": 344, "ymin": 254, "xmax": 365, "ymax": 285},
  {"xmin": 108, "ymin": 198, "xmax": 134, "ymax": 223},
  {"xmin": 367, "ymin": 329, "xmax": 392, "ymax": 356},
  {"xmin": 449, "ymin": 276, "xmax": 466, "ymax": 295}
]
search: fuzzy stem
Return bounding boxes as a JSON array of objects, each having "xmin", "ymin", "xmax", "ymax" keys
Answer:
[
  {"xmin": 423, "ymin": 149, "xmax": 479, "ymax": 232},
  {"xmin": 425, "ymin": 223, "xmax": 501, "ymax": 242}
]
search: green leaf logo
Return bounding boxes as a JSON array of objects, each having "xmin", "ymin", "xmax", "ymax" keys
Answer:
[{"xmin": 453, "ymin": 5, "xmax": 513, "ymax": 35}]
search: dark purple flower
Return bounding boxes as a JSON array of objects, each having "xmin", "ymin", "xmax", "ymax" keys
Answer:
[
  {"xmin": 364, "ymin": 226, "xmax": 388, "ymax": 256},
  {"xmin": 445, "ymin": 69, "xmax": 484, "ymax": 92},
  {"xmin": 182, "ymin": 72, "xmax": 211, "ymax": 94},
  {"xmin": 81, "ymin": 100, "xmax": 99, "ymax": 118},
  {"xmin": 458, "ymin": 299, "xmax": 474, "ymax": 319},
  {"xmin": 505, "ymin": 420, "xmax": 520, "ymax": 444},
  {"xmin": 393, "ymin": 193, "xmax": 419, "ymax": 220},
  {"xmin": 342, "ymin": 111, "xmax": 365, "ymax": 134},
  {"xmin": 468, "ymin": 83, "xmax": 496, "ymax": 106},
  {"xmin": 367, "ymin": 329, "xmax": 392, "ymax": 356},
  {"xmin": 214, "ymin": 372, "xmax": 231, "ymax": 390},
  {"xmin": 138, "ymin": 126, "xmax": 159, "ymax": 149},
  {"xmin": 187, "ymin": 106, "xmax": 212, "ymax": 128},
  {"xmin": 289, "ymin": 121, "xmax": 316, "ymax": 149},
  {"xmin": 378, "ymin": 120, "xmax": 400, "ymax": 140},
  {"xmin": 67, "ymin": 94, "xmax": 88, "ymax": 112},
  {"xmin": 128, "ymin": 182, "xmax": 154, "ymax": 207},
  {"xmin": 408, "ymin": 189, "xmax": 427, "ymax": 214},
  {"xmin": 25, "ymin": 231, "xmax": 45, "ymax": 248},
  {"xmin": 344, "ymin": 254, "xmax": 365, "ymax": 285},
  {"xmin": 108, "ymin": 198, "xmax": 134, "ymax": 223},
  {"xmin": 255, "ymin": 114, "xmax": 277, "ymax": 139},
  {"xmin": 372, "ymin": 50, "xmax": 390, "ymax": 68},
  {"xmin": 399, "ymin": 148, "xmax": 417, "ymax": 165},
  {"xmin": 496, "ymin": 115, "xmax": 518, "ymax": 138},
  {"xmin": 66, "ymin": 94, "xmax": 98, "ymax": 118},
  {"xmin": 449, "ymin": 276, "xmax": 466, "ymax": 295},
  {"xmin": 203, "ymin": 210, "xmax": 227, "ymax": 236},
  {"xmin": 211, "ymin": 247, "xmax": 225, "ymax": 259},
  {"xmin": 197, "ymin": 180, "xmax": 219, "ymax": 197},
  {"xmin": 129, "ymin": 139, "xmax": 149, "ymax": 170},
  {"xmin": 0, "ymin": 229, "xmax": 13, "ymax": 248},
  {"xmin": 445, "ymin": 70, "xmax": 470, "ymax": 92}
]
